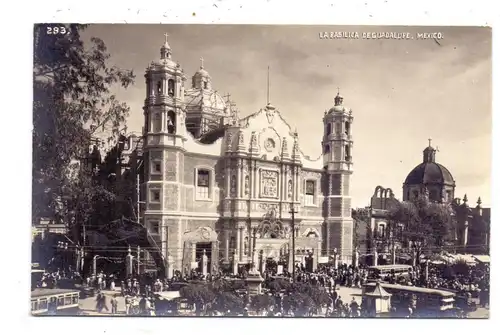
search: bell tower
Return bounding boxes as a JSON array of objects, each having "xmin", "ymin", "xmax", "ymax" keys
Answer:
[
  {"xmin": 322, "ymin": 90, "xmax": 354, "ymax": 263},
  {"xmin": 142, "ymin": 33, "xmax": 187, "ymax": 270}
]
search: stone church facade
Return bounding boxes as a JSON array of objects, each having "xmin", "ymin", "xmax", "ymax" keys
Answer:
[{"xmin": 141, "ymin": 35, "xmax": 355, "ymax": 274}]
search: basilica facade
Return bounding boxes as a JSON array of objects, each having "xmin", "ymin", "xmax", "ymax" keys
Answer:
[{"xmin": 140, "ymin": 35, "xmax": 354, "ymax": 274}]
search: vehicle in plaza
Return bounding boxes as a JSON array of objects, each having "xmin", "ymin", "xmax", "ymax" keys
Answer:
[
  {"xmin": 362, "ymin": 282, "xmax": 456, "ymax": 317},
  {"xmin": 31, "ymin": 288, "xmax": 81, "ymax": 315},
  {"xmin": 367, "ymin": 264, "xmax": 413, "ymax": 281}
]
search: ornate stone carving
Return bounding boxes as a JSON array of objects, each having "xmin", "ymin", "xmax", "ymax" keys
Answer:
[
  {"xmin": 266, "ymin": 108, "xmax": 275, "ymax": 124},
  {"xmin": 260, "ymin": 170, "xmax": 278, "ymax": 198},
  {"xmin": 258, "ymin": 202, "xmax": 278, "ymax": 211},
  {"xmin": 256, "ymin": 208, "xmax": 287, "ymax": 239},
  {"xmin": 288, "ymin": 179, "xmax": 293, "ymax": 199},
  {"xmin": 244, "ymin": 175, "xmax": 250, "ymax": 196},
  {"xmin": 226, "ymin": 132, "xmax": 233, "ymax": 148},
  {"xmin": 238, "ymin": 130, "xmax": 244, "ymax": 146},
  {"xmin": 250, "ymin": 131, "xmax": 258, "ymax": 149},
  {"xmin": 230, "ymin": 174, "xmax": 237, "ymax": 197},
  {"xmin": 264, "ymin": 138, "xmax": 275, "ymax": 152}
]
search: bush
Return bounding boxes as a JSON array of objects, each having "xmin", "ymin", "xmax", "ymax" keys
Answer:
[
  {"xmin": 250, "ymin": 294, "xmax": 276, "ymax": 313},
  {"xmin": 214, "ymin": 292, "xmax": 245, "ymax": 314}
]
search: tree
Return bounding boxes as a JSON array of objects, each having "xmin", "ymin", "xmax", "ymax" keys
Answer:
[
  {"xmin": 388, "ymin": 196, "xmax": 453, "ymax": 259},
  {"xmin": 179, "ymin": 284, "xmax": 216, "ymax": 315},
  {"xmin": 283, "ymin": 292, "xmax": 315, "ymax": 316},
  {"xmin": 33, "ymin": 24, "xmax": 135, "ymax": 244}
]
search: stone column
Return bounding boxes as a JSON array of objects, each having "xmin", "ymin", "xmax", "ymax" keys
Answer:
[
  {"xmin": 252, "ymin": 163, "xmax": 258, "ymax": 198},
  {"xmin": 201, "ymin": 250, "xmax": 208, "ymax": 276},
  {"xmin": 239, "ymin": 227, "xmax": 244, "ymax": 261},
  {"xmin": 191, "ymin": 242, "xmax": 197, "ymax": 270},
  {"xmin": 260, "ymin": 251, "xmax": 266, "ymax": 274},
  {"xmin": 226, "ymin": 161, "xmax": 231, "ymax": 198},
  {"xmin": 126, "ymin": 247, "xmax": 133, "ymax": 277},
  {"xmin": 167, "ymin": 255, "xmax": 174, "ymax": 279},
  {"xmin": 373, "ymin": 249, "xmax": 378, "ymax": 267},
  {"xmin": 294, "ymin": 168, "xmax": 299, "ymax": 202},
  {"xmin": 249, "ymin": 227, "xmax": 254, "ymax": 259},
  {"xmin": 232, "ymin": 251, "xmax": 238, "ymax": 275},
  {"xmin": 235, "ymin": 227, "xmax": 241, "ymax": 264},
  {"xmin": 353, "ymin": 247, "xmax": 359, "ymax": 268},
  {"xmin": 211, "ymin": 241, "xmax": 217, "ymax": 272},
  {"xmin": 240, "ymin": 161, "xmax": 245, "ymax": 198},
  {"xmin": 224, "ymin": 230, "xmax": 230, "ymax": 262},
  {"xmin": 313, "ymin": 248, "xmax": 319, "ymax": 271},
  {"xmin": 236, "ymin": 161, "xmax": 241, "ymax": 198}
]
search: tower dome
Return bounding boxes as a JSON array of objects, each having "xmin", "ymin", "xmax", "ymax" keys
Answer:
[
  {"xmin": 327, "ymin": 90, "xmax": 349, "ymax": 114},
  {"xmin": 191, "ymin": 57, "xmax": 212, "ymax": 90},
  {"xmin": 403, "ymin": 139, "xmax": 456, "ymax": 203}
]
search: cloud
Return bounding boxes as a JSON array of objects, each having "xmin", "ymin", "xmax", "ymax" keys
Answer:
[{"xmin": 81, "ymin": 25, "xmax": 492, "ymax": 208}]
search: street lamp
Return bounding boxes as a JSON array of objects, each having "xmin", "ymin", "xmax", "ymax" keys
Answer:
[{"xmin": 57, "ymin": 241, "xmax": 68, "ymax": 272}]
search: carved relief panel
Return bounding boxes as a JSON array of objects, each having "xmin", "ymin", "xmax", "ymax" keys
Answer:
[{"xmin": 260, "ymin": 169, "xmax": 279, "ymax": 198}]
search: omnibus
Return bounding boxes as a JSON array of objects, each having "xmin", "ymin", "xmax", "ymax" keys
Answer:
[
  {"xmin": 367, "ymin": 265, "xmax": 412, "ymax": 281},
  {"xmin": 31, "ymin": 288, "xmax": 81, "ymax": 316},
  {"xmin": 363, "ymin": 282, "xmax": 456, "ymax": 316}
]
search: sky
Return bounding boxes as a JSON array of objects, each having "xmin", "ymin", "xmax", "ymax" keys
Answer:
[{"xmin": 82, "ymin": 24, "xmax": 492, "ymax": 208}]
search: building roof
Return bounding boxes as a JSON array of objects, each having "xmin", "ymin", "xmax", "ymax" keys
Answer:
[
  {"xmin": 404, "ymin": 161, "xmax": 455, "ymax": 186},
  {"xmin": 365, "ymin": 282, "xmax": 392, "ymax": 298}
]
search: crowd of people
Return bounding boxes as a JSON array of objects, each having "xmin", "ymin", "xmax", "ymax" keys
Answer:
[{"xmin": 37, "ymin": 255, "xmax": 489, "ymax": 317}]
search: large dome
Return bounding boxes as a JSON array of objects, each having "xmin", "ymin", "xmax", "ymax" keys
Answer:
[
  {"xmin": 404, "ymin": 161, "xmax": 455, "ymax": 186},
  {"xmin": 185, "ymin": 89, "xmax": 227, "ymax": 111}
]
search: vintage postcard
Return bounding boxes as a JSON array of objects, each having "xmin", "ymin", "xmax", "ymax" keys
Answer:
[{"xmin": 31, "ymin": 24, "xmax": 491, "ymax": 319}]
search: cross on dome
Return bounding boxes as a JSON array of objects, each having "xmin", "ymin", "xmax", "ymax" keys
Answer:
[
  {"xmin": 200, "ymin": 56, "xmax": 204, "ymax": 69},
  {"xmin": 428, "ymin": 138, "xmax": 432, "ymax": 147}
]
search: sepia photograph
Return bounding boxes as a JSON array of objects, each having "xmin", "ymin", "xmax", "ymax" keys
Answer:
[{"xmin": 31, "ymin": 23, "xmax": 491, "ymax": 319}]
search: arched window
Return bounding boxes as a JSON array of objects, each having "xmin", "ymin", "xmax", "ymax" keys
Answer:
[
  {"xmin": 326, "ymin": 123, "xmax": 332, "ymax": 135},
  {"xmin": 324, "ymin": 144, "xmax": 330, "ymax": 154},
  {"xmin": 167, "ymin": 111, "xmax": 176, "ymax": 134},
  {"xmin": 345, "ymin": 145, "xmax": 351, "ymax": 161},
  {"xmin": 345, "ymin": 121, "xmax": 350, "ymax": 135},
  {"xmin": 305, "ymin": 180, "xmax": 316, "ymax": 206},
  {"xmin": 203, "ymin": 81, "xmax": 208, "ymax": 89},
  {"xmin": 168, "ymin": 79, "xmax": 175, "ymax": 97},
  {"xmin": 378, "ymin": 224, "xmax": 386, "ymax": 238},
  {"xmin": 196, "ymin": 169, "xmax": 211, "ymax": 200},
  {"xmin": 156, "ymin": 81, "xmax": 162, "ymax": 95}
]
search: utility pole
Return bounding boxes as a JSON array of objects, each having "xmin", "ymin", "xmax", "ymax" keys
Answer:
[
  {"xmin": 289, "ymin": 204, "xmax": 298, "ymax": 281},
  {"xmin": 137, "ymin": 245, "xmax": 141, "ymax": 275}
]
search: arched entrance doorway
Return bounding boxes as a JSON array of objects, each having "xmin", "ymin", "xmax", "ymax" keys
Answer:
[
  {"xmin": 253, "ymin": 208, "xmax": 291, "ymax": 275},
  {"xmin": 181, "ymin": 227, "xmax": 219, "ymax": 275}
]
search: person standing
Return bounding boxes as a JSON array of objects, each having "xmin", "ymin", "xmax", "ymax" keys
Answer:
[
  {"xmin": 110, "ymin": 295, "xmax": 118, "ymax": 314},
  {"xmin": 125, "ymin": 295, "xmax": 132, "ymax": 315}
]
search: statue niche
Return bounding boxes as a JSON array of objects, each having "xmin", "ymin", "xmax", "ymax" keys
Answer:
[
  {"xmin": 167, "ymin": 110, "xmax": 176, "ymax": 134},
  {"xmin": 256, "ymin": 208, "xmax": 289, "ymax": 239}
]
